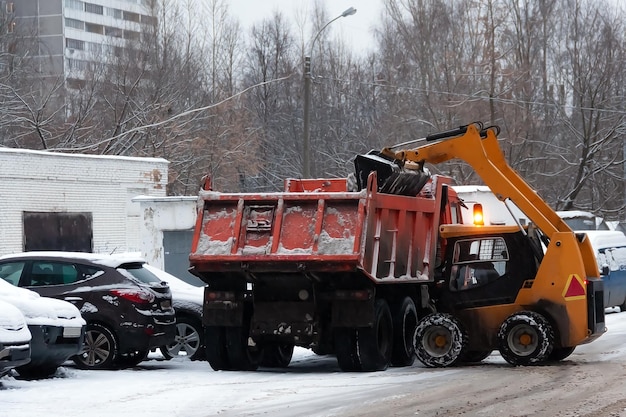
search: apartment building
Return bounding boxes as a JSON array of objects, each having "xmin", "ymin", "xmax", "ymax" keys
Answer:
[{"xmin": 13, "ymin": 0, "xmax": 155, "ymax": 85}]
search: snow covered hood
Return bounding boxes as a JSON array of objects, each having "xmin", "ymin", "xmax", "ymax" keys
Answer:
[
  {"xmin": 0, "ymin": 279, "xmax": 85, "ymax": 328},
  {"xmin": 0, "ymin": 299, "xmax": 31, "ymax": 343}
]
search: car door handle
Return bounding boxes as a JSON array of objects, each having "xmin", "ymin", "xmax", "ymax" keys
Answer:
[{"xmin": 64, "ymin": 296, "xmax": 83, "ymax": 302}]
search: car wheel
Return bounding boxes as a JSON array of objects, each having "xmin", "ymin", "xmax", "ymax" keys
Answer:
[
  {"xmin": 116, "ymin": 350, "xmax": 149, "ymax": 368},
  {"xmin": 160, "ymin": 316, "xmax": 205, "ymax": 361},
  {"xmin": 73, "ymin": 323, "xmax": 118, "ymax": 370}
]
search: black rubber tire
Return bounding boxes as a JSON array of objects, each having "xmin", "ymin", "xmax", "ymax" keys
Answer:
[
  {"xmin": 620, "ymin": 299, "xmax": 626, "ymax": 313},
  {"xmin": 260, "ymin": 343, "xmax": 294, "ymax": 368},
  {"xmin": 15, "ymin": 365, "xmax": 58, "ymax": 379},
  {"xmin": 334, "ymin": 327, "xmax": 361, "ymax": 371},
  {"xmin": 225, "ymin": 324, "xmax": 261, "ymax": 371},
  {"xmin": 413, "ymin": 313, "xmax": 467, "ymax": 368},
  {"xmin": 356, "ymin": 299, "xmax": 394, "ymax": 371},
  {"xmin": 390, "ymin": 297, "xmax": 417, "ymax": 367},
  {"xmin": 460, "ymin": 350, "xmax": 492, "ymax": 363},
  {"xmin": 160, "ymin": 316, "xmax": 205, "ymax": 361},
  {"xmin": 497, "ymin": 311, "xmax": 554, "ymax": 366},
  {"xmin": 205, "ymin": 326, "xmax": 231, "ymax": 371},
  {"xmin": 116, "ymin": 350, "xmax": 149, "ymax": 368},
  {"xmin": 73, "ymin": 323, "xmax": 118, "ymax": 370},
  {"xmin": 548, "ymin": 346, "xmax": 576, "ymax": 362}
]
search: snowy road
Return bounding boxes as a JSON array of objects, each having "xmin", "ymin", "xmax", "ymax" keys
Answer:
[{"xmin": 2, "ymin": 309, "xmax": 626, "ymax": 417}]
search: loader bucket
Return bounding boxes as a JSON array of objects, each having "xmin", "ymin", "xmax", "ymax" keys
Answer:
[{"xmin": 354, "ymin": 151, "xmax": 430, "ymax": 196}]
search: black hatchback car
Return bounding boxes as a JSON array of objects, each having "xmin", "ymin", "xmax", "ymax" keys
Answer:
[{"xmin": 0, "ymin": 252, "xmax": 176, "ymax": 369}]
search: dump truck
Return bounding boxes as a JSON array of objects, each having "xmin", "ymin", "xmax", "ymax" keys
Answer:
[{"xmin": 189, "ymin": 121, "xmax": 606, "ymax": 371}]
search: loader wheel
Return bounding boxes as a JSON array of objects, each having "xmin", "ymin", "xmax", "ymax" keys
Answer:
[
  {"xmin": 413, "ymin": 313, "xmax": 467, "ymax": 368},
  {"xmin": 498, "ymin": 311, "xmax": 554, "ymax": 366},
  {"xmin": 356, "ymin": 299, "xmax": 394, "ymax": 371},
  {"xmin": 205, "ymin": 326, "xmax": 231, "ymax": 371},
  {"xmin": 548, "ymin": 346, "xmax": 575, "ymax": 362},
  {"xmin": 334, "ymin": 327, "xmax": 361, "ymax": 371},
  {"xmin": 460, "ymin": 350, "xmax": 492, "ymax": 363},
  {"xmin": 260, "ymin": 343, "xmax": 294, "ymax": 368},
  {"xmin": 390, "ymin": 297, "xmax": 417, "ymax": 367}
]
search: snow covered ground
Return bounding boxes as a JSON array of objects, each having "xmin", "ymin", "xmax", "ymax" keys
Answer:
[{"xmin": 2, "ymin": 309, "xmax": 626, "ymax": 417}]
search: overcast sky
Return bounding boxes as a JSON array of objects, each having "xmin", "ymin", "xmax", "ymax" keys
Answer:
[{"xmin": 228, "ymin": 0, "xmax": 383, "ymax": 53}]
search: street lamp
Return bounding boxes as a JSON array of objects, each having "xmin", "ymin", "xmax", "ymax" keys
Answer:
[{"xmin": 302, "ymin": 6, "xmax": 357, "ymax": 178}]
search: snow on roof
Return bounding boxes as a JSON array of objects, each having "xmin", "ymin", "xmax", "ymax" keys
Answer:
[
  {"xmin": 556, "ymin": 210, "xmax": 596, "ymax": 219},
  {"xmin": 580, "ymin": 231, "xmax": 626, "ymax": 250},
  {"xmin": 0, "ymin": 251, "xmax": 146, "ymax": 268},
  {"xmin": 0, "ymin": 146, "xmax": 169, "ymax": 164}
]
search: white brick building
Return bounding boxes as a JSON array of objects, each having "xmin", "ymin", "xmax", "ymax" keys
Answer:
[{"xmin": 0, "ymin": 147, "xmax": 168, "ymax": 256}]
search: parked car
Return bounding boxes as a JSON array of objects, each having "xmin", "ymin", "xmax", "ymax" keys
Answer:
[
  {"xmin": 143, "ymin": 264, "xmax": 205, "ymax": 360},
  {"xmin": 0, "ymin": 299, "xmax": 31, "ymax": 378},
  {"xmin": 0, "ymin": 279, "xmax": 84, "ymax": 378},
  {"xmin": 582, "ymin": 231, "xmax": 626, "ymax": 311},
  {"xmin": 0, "ymin": 252, "xmax": 176, "ymax": 370}
]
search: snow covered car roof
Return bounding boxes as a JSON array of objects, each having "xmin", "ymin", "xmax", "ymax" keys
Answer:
[
  {"xmin": 580, "ymin": 230, "xmax": 626, "ymax": 251},
  {"xmin": 0, "ymin": 251, "xmax": 146, "ymax": 269},
  {"xmin": 143, "ymin": 264, "xmax": 203, "ymax": 309}
]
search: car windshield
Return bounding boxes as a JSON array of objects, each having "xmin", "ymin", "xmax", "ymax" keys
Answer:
[{"xmin": 118, "ymin": 262, "xmax": 162, "ymax": 284}]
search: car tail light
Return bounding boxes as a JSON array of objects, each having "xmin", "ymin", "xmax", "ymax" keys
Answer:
[{"xmin": 110, "ymin": 288, "xmax": 155, "ymax": 304}]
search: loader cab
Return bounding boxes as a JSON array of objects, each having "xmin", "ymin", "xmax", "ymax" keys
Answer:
[{"xmin": 437, "ymin": 225, "xmax": 539, "ymax": 311}]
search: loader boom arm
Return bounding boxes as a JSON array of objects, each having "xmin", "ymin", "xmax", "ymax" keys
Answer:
[{"xmin": 382, "ymin": 122, "xmax": 599, "ymax": 279}]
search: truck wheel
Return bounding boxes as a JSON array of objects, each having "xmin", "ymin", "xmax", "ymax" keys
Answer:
[
  {"xmin": 334, "ymin": 327, "xmax": 361, "ymax": 371},
  {"xmin": 225, "ymin": 325, "xmax": 261, "ymax": 371},
  {"xmin": 73, "ymin": 323, "xmax": 118, "ymax": 370},
  {"xmin": 205, "ymin": 326, "xmax": 231, "ymax": 371},
  {"xmin": 356, "ymin": 299, "xmax": 394, "ymax": 371},
  {"xmin": 413, "ymin": 313, "xmax": 467, "ymax": 368},
  {"xmin": 498, "ymin": 311, "xmax": 554, "ymax": 365},
  {"xmin": 260, "ymin": 343, "xmax": 294, "ymax": 368},
  {"xmin": 390, "ymin": 297, "xmax": 417, "ymax": 367},
  {"xmin": 548, "ymin": 346, "xmax": 575, "ymax": 362},
  {"xmin": 620, "ymin": 299, "xmax": 626, "ymax": 313}
]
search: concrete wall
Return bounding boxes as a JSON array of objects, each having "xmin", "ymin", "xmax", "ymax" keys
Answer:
[
  {"xmin": 133, "ymin": 196, "xmax": 197, "ymax": 270},
  {"xmin": 0, "ymin": 148, "xmax": 168, "ymax": 255}
]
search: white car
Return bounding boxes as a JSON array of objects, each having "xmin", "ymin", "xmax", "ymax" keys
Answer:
[
  {"xmin": 0, "ymin": 279, "xmax": 85, "ymax": 378},
  {"xmin": 143, "ymin": 265, "xmax": 205, "ymax": 360},
  {"xmin": 0, "ymin": 299, "xmax": 31, "ymax": 377}
]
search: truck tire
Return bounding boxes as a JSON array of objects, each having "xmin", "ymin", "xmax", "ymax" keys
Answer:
[
  {"xmin": 260, "ymin": 343, "xmax": 294, "ymax": 368},
  {"xmin": 334, "ymin": 327, "xmax": 361, "ymax": 371},
  {"xmin": 356, "ymin": 299, "xmax": 393, "ymax": 371},
  {"xmin": 498, "ymin": 311, "xmax": 554, "ymax": 366},
  {"xmin": 205, "ymin": 326, "xmax": 231, "ymax": 371},
  {"xmin": 390, "ymin": 297, "xmax": 417, "ymax": 367},
  {"xmin": 225, "ymin": 324, "xmax": 261, "ymax": 371},
  {"xmin": 413, "ymin": 313, "xmax": 467, "ymax": 368}
]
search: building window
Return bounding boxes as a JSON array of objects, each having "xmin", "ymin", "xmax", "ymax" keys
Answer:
[
  {"xmin": 6, "ymin": 2, "xmax": 14, "ymax": 13},
  {"xmin": 66, "ymin": 38, "xmax": 85, "ymax": 50},
  {"xmin": 124, "ymin": 30, "xmax": 140, "ymax": 41},
  {"xmin": 65, "ymin": 18, "xmax": 84, "ymax": 30},
  {"xmin": 84, "ymin": 2, "xmax": 103, "ymax": 15},
  {"xmin": 107, "ymin": 8, "xmax": 122, "ymax": 19},
  {"xmin": 123, "ymin": 11, "xmax": 140, "ymax": 23},
  {"xmin": 141, "ymin": 14, "xmax": 157, "ymax": 26},
  {"xmin": 67, "ymin": 58, "xmax": 89, "ymax": 71},
  {"xmin": 7, "ymin": 21, "xmax": 15, "ymax": 33},
  {"xmin": 64, "ymin": 0, "xmax": 83, "ymax": 11},
  {"xmin": 85, "ymin": 22, "xmax": 104, "ymax": 34},
  {"xmin": 105, "ymin": 26, "xmax": 123, "ymax": 38}
]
